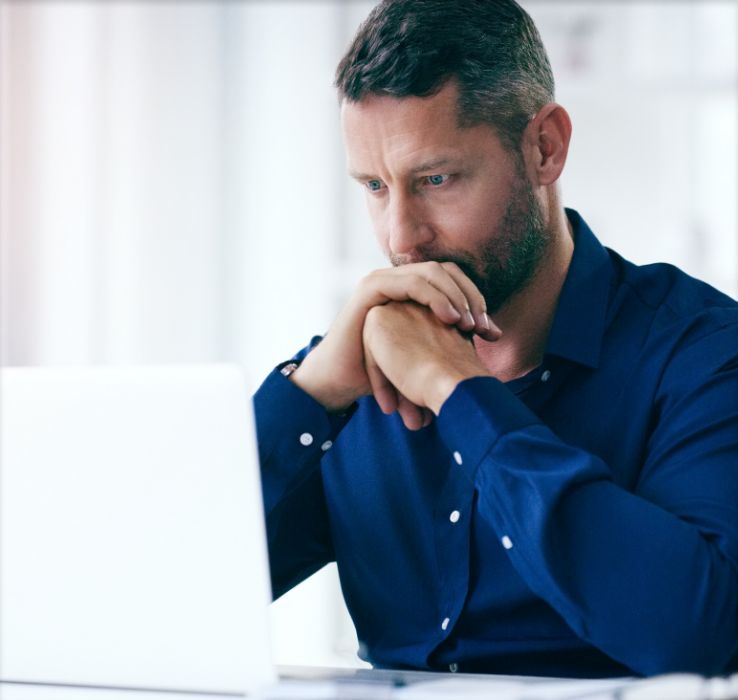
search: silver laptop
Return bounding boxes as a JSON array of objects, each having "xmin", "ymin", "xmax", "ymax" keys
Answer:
[{"xmin": 0, "ymin": 365, "xmax": 276, "ymax": 695}]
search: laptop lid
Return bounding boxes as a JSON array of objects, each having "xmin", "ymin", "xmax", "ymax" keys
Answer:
[{"xmin": 0, "ymin": 365, "xmax": 275, "ymax": 695}]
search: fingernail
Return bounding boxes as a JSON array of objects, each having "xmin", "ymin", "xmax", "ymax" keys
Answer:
[
  {"xmin": 448, "ymin": 306, "xmax": 462, "ymax": 321},
  {"xmin": 477, "ymin": 312, "xmax": 490, "ymax": 330},
  {"xmin": 488, "ymin": 317, "xmax": 503, "ymax": 338},
  {"xmin": 465, "ymin": 310, "xmax": 475, "ymax": 327}
]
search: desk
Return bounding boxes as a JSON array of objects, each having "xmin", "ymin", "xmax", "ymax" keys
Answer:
[{"xmin": 2, "ymin": 667, "xmax": 736, "ymax": 700}]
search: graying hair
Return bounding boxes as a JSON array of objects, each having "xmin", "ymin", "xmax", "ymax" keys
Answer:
[{"xmin": 335, "ymin": 0, "xmax": 555, "ymax": 152}]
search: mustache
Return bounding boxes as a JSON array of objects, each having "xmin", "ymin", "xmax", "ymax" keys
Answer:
[
  {"xmin": 390, "ymin": 252, "xmax": 423, "ymax": 267},
  {"xmin": 389, "ymin": 248, "xmax": 486, "ymax": 290},
  {"xmin": 390, "ymin": 249, "xmax": 465, "ymax": 268}
]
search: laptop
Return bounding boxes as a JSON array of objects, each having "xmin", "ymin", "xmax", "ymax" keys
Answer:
[{"xmin": 0, "ymin": 365, "xmax": 276, "ymax": 695}]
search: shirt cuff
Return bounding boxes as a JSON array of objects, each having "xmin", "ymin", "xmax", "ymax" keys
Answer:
[
  {"xmin": 254, "ymin": 365, "xmax": 356, "ymax": 476},
  {"xmin": 436, "ymin": 376, "xmax": 540, "ymax": 482}
]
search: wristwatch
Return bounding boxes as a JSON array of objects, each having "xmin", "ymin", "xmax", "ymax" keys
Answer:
[{"xmin": 280, "ymin": 362, "xmax": 300, "ymax": 378}]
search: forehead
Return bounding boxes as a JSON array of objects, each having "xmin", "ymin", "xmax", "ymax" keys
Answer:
[{"xmin": 340, "ymin": 82, "xmax": 506, "ymax": 175}]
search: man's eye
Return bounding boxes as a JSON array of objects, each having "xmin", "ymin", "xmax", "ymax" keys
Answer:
[
  {"xmin": 366, "ymin": 180, "xmax": 384, "ymax": 192},
  {"xmin": 425, "ymin": 174, "xmax": 449, "ymax": 186}
]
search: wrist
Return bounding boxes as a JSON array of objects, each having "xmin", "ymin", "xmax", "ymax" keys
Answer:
[
  {"xmin": 289, "ymin": 360, "xmax": 360, "ymax": 413},
  {"xmin": 424, "ymin": 363, "xmax": 490, "ymax": 415}
]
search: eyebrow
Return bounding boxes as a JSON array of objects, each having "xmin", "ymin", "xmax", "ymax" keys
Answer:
[{"xmin": 348, "ymin": 157, "xmax": 461, "ymax": 182}]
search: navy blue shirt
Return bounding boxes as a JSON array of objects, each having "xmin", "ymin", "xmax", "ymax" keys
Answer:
[{"xmin": 254, "ymin": 210, "xmax": 738, "ymax": 677}]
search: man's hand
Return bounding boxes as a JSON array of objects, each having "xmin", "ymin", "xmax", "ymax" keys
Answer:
[
  {"xmin": 363, "ymin": 302, "xmax": 492, "ymax": 430},
  {"xmin": 290, "ymin": 262, "xmax": 501, "ymax": 412}
]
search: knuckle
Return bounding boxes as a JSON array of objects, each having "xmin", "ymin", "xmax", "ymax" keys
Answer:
[
  {"xmin": 365, "ymin": 304, "xmax": 384, "ymax": 325},
  {"xmin": 419, "ymin": 260, "xmax": 443, "ymax": 277},
  {"xmin": 360, "ymin": 269, "xmax": 382, "ymax": 287}
]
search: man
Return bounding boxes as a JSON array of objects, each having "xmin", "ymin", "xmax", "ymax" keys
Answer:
[{"xmin": 254, "ymin": 0, "xmax": 738, "ymax": 678}]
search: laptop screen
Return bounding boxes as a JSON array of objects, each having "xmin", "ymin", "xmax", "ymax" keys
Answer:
[{"xmin": 1, "ymin": 365, "xmax": 276, "ymax": 694}]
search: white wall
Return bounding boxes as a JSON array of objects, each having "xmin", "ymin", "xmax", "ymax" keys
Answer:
[
  {"xmin": 1, "ymin": 0, "xmax": 736, "ymax": 669},
  {"xmin": 528, "ymin": 1, "xmax": 738, "ymax": 297}
]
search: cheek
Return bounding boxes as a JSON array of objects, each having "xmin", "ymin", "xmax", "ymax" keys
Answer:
[
  {"xmin": 428, "ymin": 189, "xmax": 501, "ymax": 247},
  {"xmin": 449, "ymin": 183, "xmax": 509, "ymax": 243}
]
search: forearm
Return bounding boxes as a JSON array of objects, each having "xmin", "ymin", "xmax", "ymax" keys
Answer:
[
  {"xmin": 438, "ymin": 377, "xmax": 738, "ymax": 675},
  {"xmin": 481, "ymin": 435, "xmax": 738, "ymax": 675},
  {"xmin": 253, "ymin": 355, "xmax": 355, "ymax": 597},
  {"xmin": 254, "ymin": 362, "xmax": 352, "ymax": 511}
]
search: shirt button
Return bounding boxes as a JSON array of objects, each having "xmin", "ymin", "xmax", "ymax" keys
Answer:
[
  {"xmin": 441, "ymin": 617, "xmax": 450, "ymax": 631},
  {"xmin": 320, "ymin": 440, "xmax": 333, "ymax": 451},
  {"xmin": 449, "ymin": 510, "xmax": 461, "ymax": 523},
  {"xmin": 501, "ymin": 535, "xmax": 513, "ymax": 550},
  {"xmin": 299, "ymin": 432, "xmax": 314, "ymax": 446},
  {"xmin": 449, "ymin": 663, "xmax": 459, "ymax": 673},
  {"xmin": 541, "ymin": 369, "xmax": 551, "ymax": 382},
  {"xmin": 453, "ymin": 451, "xmax": 463, "ymax": 465}
]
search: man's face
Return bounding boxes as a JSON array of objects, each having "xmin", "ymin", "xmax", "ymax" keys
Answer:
[{"xmin": 341, "ymin": 81, "xmax": 549, "ymax": 313}]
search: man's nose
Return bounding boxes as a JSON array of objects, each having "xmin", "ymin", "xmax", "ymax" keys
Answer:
[{"xmin": 387, "ymin": 192, "xmax": 434, "ymax": 257}]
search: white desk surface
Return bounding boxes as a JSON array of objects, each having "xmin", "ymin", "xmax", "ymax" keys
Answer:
[{"xmin": 1, "ymin": 666, "xmax": 735, "ymax": 700}]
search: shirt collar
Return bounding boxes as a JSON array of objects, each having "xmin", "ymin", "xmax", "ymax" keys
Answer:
[{"xmin": 544, "ymin": 208, "xmax": 614, "ymax": 369}]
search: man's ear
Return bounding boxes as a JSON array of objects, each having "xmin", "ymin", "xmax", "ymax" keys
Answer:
[{"xmin": 522, "ymin": 103, "xmax": 572, "ymax": 187}]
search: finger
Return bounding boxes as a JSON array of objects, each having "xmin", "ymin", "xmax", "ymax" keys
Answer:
[
  {"xmin": 440, "ymin": 262, "xmax": 502, "ymax": 341},
  {"xmin": 412, "ymin": 261, "xmax": 477, "ymax": 332},
  {"xmin": 408, "ymin": 261, "xmax": 476, "ymax": 332},
  {"xmin": 400, "ymin": 261, "xmax": 498, "ymax": 339},
  {"xmin": 364, "ymin": 346, "xmax": 399, "ymax": 415},
  {"xmin": 397, "ymin": 394, "xmax": 425, "ymax": 431},
  {"xmin": 363, "ymin": 266, "xmax": 468, "ymax": 328}
]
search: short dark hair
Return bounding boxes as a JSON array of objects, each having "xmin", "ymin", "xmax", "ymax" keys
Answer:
[{"xmin": 335, "ymin": 0, "xmax": 554, "ymax": 152}]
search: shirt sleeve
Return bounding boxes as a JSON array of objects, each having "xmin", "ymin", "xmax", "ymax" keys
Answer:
[
  {"xmin": 435, "ymin": 324, "xmax": 738, "ymax": 676},
  {"xmin": 253, "ymin": 342, "xmax": 356, "ymax": 600}
]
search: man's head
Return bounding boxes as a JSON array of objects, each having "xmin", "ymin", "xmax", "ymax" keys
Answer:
[
  {"xmin": 335, "ymin": 0, "xmax": 554, "ymax": 154},
  {"xmin": 336, "ymin": 1, "xmax": 571, "ymax": 314}
]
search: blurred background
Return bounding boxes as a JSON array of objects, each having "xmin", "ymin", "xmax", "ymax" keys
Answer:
[{"xmin": 1, "ymin": 0, "xmax": 736, "ymax": 669}]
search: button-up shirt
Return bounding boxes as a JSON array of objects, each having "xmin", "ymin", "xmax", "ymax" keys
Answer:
[{"xmin": 254, "ymin": 209, "xmax": 738, "ymax": 677}]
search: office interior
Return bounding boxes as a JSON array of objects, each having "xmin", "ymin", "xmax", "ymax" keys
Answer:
[{"xmin": 1, "ymin": 0, "xmax": 736, "ymax": 670}]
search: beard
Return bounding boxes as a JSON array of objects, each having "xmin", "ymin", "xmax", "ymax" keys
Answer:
[{"xmin": 390, "ymin": 169, "xmax": 550, "ymax": 314}]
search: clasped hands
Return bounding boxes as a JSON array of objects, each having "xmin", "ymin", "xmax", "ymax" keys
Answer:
[{"xmin": 290, "ymin": 262, "xmax": 501, "ymax": 430}]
